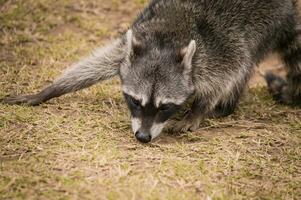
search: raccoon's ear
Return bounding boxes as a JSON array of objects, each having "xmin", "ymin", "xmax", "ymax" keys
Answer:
[
  {"xmin": 181, "ymin": 40, "xmax": 196, "ymax": 75},
  {"xmin": 126, "ymin": 29, "xmax": 144, "ymax": 56}
]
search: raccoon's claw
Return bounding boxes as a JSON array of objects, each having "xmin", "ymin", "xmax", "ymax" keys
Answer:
[
  {"xmin": 164, "ymin": 120, "xmax": 180, "ymax": 133},
  {"xmin": 1, "ymin": 94, "xmax": 41, "ymax": 106},
  {"xmin": 165, "ymin": 115, "xmax": 203, "ymax": 133}
]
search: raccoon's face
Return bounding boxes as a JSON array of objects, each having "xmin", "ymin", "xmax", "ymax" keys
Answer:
[{"xmin": 120, "ymin": 30, "xmax": 196, "ymax": 143}]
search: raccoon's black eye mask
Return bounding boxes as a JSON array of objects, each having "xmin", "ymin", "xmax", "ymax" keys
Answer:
[
  {"xmin": 123, "ymin": 93, "xmax": 180, "ymax": 113},
  {"xmin": 124, "ymin": 93, "xmax": 141, "ymax": 109},
  {"xmin": 158, "ymin": 103, "xmax": 179, "ymax": 113}
]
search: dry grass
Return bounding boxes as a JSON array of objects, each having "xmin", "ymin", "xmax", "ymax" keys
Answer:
[{"xmin": 0, "ymin": 0, "xmax": 300, "ymax": 199}]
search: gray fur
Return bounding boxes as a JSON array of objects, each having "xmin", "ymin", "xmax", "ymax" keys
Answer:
[{"xmin": 3, "ymin": 0, "xmax": 301, "ymax": 142}]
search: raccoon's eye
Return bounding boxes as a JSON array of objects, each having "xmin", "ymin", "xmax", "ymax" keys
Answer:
[
  {"xmin": 124, "ymin": 93, "xmax": 141, "ymax": 109},
  {"xmin": 159, "ymin": 104, "xmax": 174, "ymax": 112},
  {"xmin": 129, "ymin": 96, "xmax": 141, "ymax": 108}
]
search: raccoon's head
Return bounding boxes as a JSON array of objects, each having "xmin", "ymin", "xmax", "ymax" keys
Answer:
[{"xmin": 120, "ymin": 30, "xmax": 196, "ymax": 143}]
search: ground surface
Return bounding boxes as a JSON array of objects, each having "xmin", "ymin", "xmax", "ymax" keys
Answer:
[{"xmin": 0, "ymin": 0, "xmax": 300, "ymax": 199}]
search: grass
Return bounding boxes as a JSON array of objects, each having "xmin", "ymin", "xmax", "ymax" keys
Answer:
[{"xmin": 0, "ymin": 0, "xmax": 300, "ymax": 199}]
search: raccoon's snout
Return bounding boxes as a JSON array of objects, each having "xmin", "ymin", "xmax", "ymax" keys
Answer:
[{"xmin": 135, "ymin": 131, "xmax": 152, "ymax": 143}]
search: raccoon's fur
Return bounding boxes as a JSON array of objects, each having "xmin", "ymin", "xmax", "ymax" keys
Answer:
[{"xmin": 3, "ymin": 0, "xmax": 301, "ymax": 143}]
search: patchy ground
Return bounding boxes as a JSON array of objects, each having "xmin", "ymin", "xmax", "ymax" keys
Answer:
[{"xmin": 0, "ymin": 0, "xmax": 300, "ymax": 199}]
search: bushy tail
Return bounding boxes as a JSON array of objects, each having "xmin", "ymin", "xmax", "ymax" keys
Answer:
[{"xmin": 2, "ymin": 37, "xmax": 127, "ymax": 106}]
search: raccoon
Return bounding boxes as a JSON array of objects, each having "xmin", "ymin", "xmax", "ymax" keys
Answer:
[{"xmin": 3, "ymin": 0, "xmax": 301, "ymax": 143}]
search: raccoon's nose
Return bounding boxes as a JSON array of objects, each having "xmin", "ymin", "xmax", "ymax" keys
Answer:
[{"xmin": 135, "ymin": 131, "xmax": 152, "ymax": 143}]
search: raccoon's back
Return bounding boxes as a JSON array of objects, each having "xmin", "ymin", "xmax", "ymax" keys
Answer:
[
  {"xmin": 132, "ymin": 0, "xmax": 296, "ymax": 48},
  {"xmin": 132, "ymin": 0, "xmax": 204, "ymax": 46}
]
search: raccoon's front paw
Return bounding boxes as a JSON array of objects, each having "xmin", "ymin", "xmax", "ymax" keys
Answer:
[
  {"xmin": 165, "ymin": 115, "xmax": 203, "ymax": 133},
  {"xmin": 165, "ymin": 119, "xmax": 186, "ymax": 133},
  {"xmin": 1, "ymin": 94, "xmax": 41, "ymax": 106}
]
